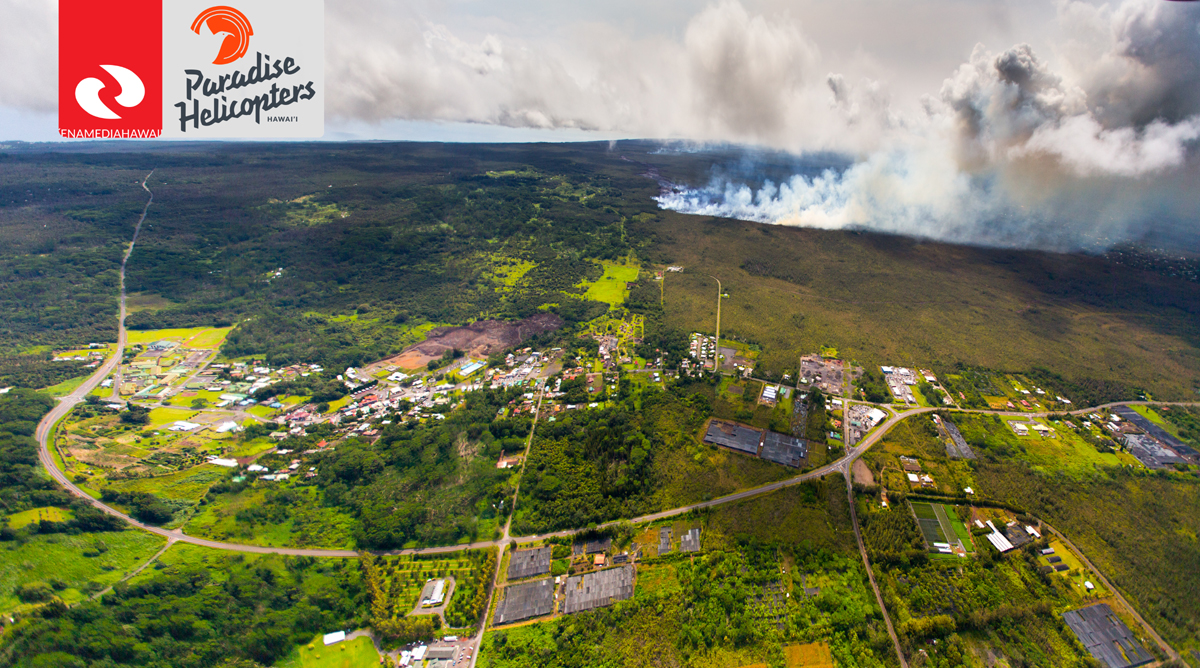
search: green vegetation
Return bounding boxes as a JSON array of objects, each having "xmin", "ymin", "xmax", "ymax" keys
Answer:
[
  {"xmin": 580, "ymin": 259, "xmax": 640, "ymax": 305},
  {"xmin": 0, "ymin": 542, "xmax": 365, "ymax": 667},
  {"xmin": 515, "ymin": 386, "xmax": 794, "ymax": 535},
  {"xmin": 1, "ymin": 390, "xmax": 126, "ymax": 533},
  {"xmin": 5, "ymin": 142, "xmax": 1200, "ymax": 668},
  {"xmin": 187, "ymin": 484, "xmax": 359, "ymax": 549},
  {"xmin": 276, "ymin": 635, "xmax": 379, "ymax": 668},
  {"xmin": 879, "ymin": 550, "xmax": 1097, "ymax": 667},
  {"xmin": 357, "ymin": 549, "xmax": 495, "ymax": 636},
  {"xmin": 483, "ymin": 485, "xmax": 895, "ymax": 668},
  {"xmin": 644, "ymin": 195, "xmax": 1200, "ymax": 400},
  {"xmin": 857, "ymin": 497, "xmax": 926, "ymax": 566},
  {"xmin": 702, "ymin": 480, "xmax": 856, "ymax": 553},
  {"xmin": 5, "ymin": 507, "xmax": 72, "ymax": 530},
  {"xmin": 862, "ymin": 417, "xmax": 977, "ymax": 495},
  {"xmin": 0, "ymin": 355, "xmax": 93, "ymax": 391},
  {"xmin": 0, "ymin": 529, "xmax": 165, "ymax": 612},
  {"xmin": 974, "ymin": 462, "xmax": 1200, "ymax": 657},
  {"xmin": 952, "ymin": 413, "xmax": 1120, "ymax": 478},
  {"xmin": 318, "ymin": 389, "xmax": 521, "ymax": 548}
]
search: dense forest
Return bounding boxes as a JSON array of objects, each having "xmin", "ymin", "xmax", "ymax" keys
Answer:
[
  {"xmin": 0, "ymin": 356, "xmax": 92, "ymax": 391},
  {"xmin": 857, "ymin": 496, "xmax": 926, "ymax": 566},
  {"xmin": 0, "ymin": 390, "xmax": 121, "ymax": 536},
  {"xmin": 0, "ymin": 144, "xmax": 661, "ymax": 373},
  {"xmin": 514, "ymin": 386, "xmax": 710, "ymax": 534},
  {"xmin": 0, "ymin": 550, "xmax": 365, "ymax": 668},
  {"xmin": 0, "ymin": 155, "xmax": 149, "ymax": 350},
  {"xmin": 317, "ymin": 388, "xmax": 527, "ymax": 548},
  {"xmin": 0, "ymin": 390, "xmax": 61, "ymax": 515},
  {"xmin": 113, "ymin": 145, "xmax": 647, "ymax": 368}
]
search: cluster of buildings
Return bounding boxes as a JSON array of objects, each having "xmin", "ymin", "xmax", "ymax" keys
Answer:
[
  {"xmin": 977, "ymin": 518, "xmax": 1040, "ymax": 553},
  {"xmin": 685, "ymin": 333, "xmax": 718, "ymax": 373},
  {"xmin": 52, "ymin": 347, "xmax": 106, "ymax": 366},
  {"xmin": 493, "ymin": 531, "xmax": 682, "ymax": 628},
  {"xmin": 257, "ymin": 349, "xmax": 563, "ymax": 449},
  {"xmin": 1104, "ymin": 406, "xmax": 1197, "ymax": 469},
  {"xmin": 880, "ymin": 366, "xmax": 919, "ymax": 404},
  {"xmin": 1008, "ymin": 420, "xmax": 1056, "ymax": 438},
  {"xmin": 900, "ymin": 456, "xmax": 936, "ymax": 489},
  {"xmin": 800, "ymin": 355, "xmax": 844, "ymax": 395},
  {"xmin": 760, "ymin": 383, "xmax": 786, "ymax": 406},
  {"xmin": 846, "ymin": 404, "xmax": 888, "ymax": 445},
  {"xmin": 703, "ymin": 419, "xmax": 808, "ymax": 468}
]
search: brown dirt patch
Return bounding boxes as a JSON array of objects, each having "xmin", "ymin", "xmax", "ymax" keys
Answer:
[
  {"xmin": 785, "ymin": 642, "xmax": 833, "ymax": 668},
  {"xmin": 852, "ymin": 459, "xmax": 875, "ymax": 486},
  {"xmin": 70, "ymin": 447, "xmax": 139, "ymax": 470},
  {"xmin": 380, "ymin": 313, "xmax": 565, "ymax": 370}
]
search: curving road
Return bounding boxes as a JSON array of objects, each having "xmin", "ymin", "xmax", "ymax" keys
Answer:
[{"xmin": 31, "ymin": 171, "xmax": 1198, "ymax": 659}]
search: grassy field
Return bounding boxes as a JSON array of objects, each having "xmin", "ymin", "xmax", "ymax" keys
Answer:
[
  {"xmin": 6, "ymin": 507, "xmax": 74, "ymax": 529},
  {"xmin": 276, "ymin": 635, "xmax": 379, "ymax": 668},
  {"xmin": 581, "ymin": 260, "xmax": 640, "ymax": 305},
  {"xmin": 0, "ymin": 530, "xmax": 166, "ymax": 612},
  {"xmin": 126, "ymin": 326, "xmax": 230, "ymax": 347},
  {"xmin": 104, "ymin": 465, "xmax": 230, "ymax": 502},
  {"xmin": 145, "ymin": 406, "xmax": 200, "ymax": 428},
  {"xmin": 634, "ymin": 563, "xmax": 681, "ymax": 599},
  {"xmin": 37, "ymin": 374, "xmax": 90, "ymax": 397},
  {"xmin": 784, "ymin": 642, "xmax": 834, "ymax": 668},
  {"xmin": 187, "ymin": 484, "xmax": 360, "ymax": 549},
  {"xmin": 643, "ymin": 208, "xmax": 1200, "ymax": 402},
  {"xmin": 1040, "ymin": 539, "xmax": 1108, "ymax": 598}
]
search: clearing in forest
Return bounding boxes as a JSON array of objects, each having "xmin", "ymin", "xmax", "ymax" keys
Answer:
[{"xmin": 784, "ymin": 642, "xmax": 834, "ymax": 668}]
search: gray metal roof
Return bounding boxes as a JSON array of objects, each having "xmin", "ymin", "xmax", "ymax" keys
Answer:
[
  {"xmin": 1062, "ymin": 604, "xmax": 1153, "ymax": 668},
  {"xmin": 507, "ymin": 546, "xmax": 552, "ymax": 580},
  {"xmin": 492, "ymin": 578, "xmax": 555, "ymax": 625},
  {"xmin": 760, "ymin": 431, "xmax": 807, "ymax": 467},
  {"xmin": 562, "ymin": 565, "xmax": 634, "ymax": 614},
  {"xmin": 704, "ymin": 420, "xmax": 762, "ymax": 454}
]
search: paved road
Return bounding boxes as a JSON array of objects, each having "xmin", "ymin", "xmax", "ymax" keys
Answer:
[
  {"xmin": 1039, "ymin": 522, "xmax": 1179, "ymax": 662},
  {"xmin": 844, "ymin": 470, "xmax": 908, "ymax": 668},
  {"xmin": 29, "ymin": 172, "xmax": 1197, "ymax": 659}
]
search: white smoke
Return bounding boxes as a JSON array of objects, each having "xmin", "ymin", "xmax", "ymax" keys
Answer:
[{"xmin": 658, "ymin": 0, "xmax": 1200, "ymax": 250}]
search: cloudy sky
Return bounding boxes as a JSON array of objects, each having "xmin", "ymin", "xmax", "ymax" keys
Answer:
[{"xmin": 4, "ymin": 0, "xmax": 1199, "ymax": 250}]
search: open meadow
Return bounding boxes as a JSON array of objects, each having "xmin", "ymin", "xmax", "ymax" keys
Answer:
[
  {"xmin": 640, "ymin": 204, "xmax": 1200, "ymax": 401},
  {"xmin": 0, "ymin": 529, "xmax": 166, "ymax": 613}
]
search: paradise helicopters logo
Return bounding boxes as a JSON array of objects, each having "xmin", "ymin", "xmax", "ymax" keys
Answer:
[{"xmin": 59, "ymin": 0, "xmax": 323, "ymax": 139}]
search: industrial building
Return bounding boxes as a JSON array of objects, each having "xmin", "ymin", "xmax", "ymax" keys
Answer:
[
  {"xmin": 492, "ymin": 578, "xmax": 555, "ymax": 625},
  {"xmin": 1062, "ymin": 604, "xmax": 1153, "ymax": 668},
  {"xmin": 562, "ymin": 565, "xmax": 634, "ymax": 614},
  {"xmin": 507, "ymin": 546, "xmax": 552, "ymax": 580}
]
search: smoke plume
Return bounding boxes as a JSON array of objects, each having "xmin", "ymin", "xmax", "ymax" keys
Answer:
[{"xmin": 658, "ymin": 0, "xmax": 1200, "ymax": 251}]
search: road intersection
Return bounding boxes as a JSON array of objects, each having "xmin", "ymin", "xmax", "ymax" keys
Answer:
[{"xmin": 30, "ymin": 171, "xmax": 1196, "ymax": 663}]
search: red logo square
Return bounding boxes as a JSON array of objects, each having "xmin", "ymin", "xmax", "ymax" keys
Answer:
[{"xmin": 59, "ymin": 0, "xmax": 162, "ymax": 138}]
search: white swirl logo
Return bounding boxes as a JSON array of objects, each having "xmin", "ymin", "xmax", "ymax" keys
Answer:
[{"xmin": 74, "ymin": 65, "xmax": 145, "ymax": 119}]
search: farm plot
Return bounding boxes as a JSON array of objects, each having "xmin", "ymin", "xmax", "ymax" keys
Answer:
[
  {"xmin": 785, "ymin": 642, "xmax": 834, "ymax": 668},
  {"xmin": 911, "ymin": 501, "xmax": 956, "ymax": 551},
  {"xmin": 372, "ymin": 553, "xmax": 488, "ymax": 617}
]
